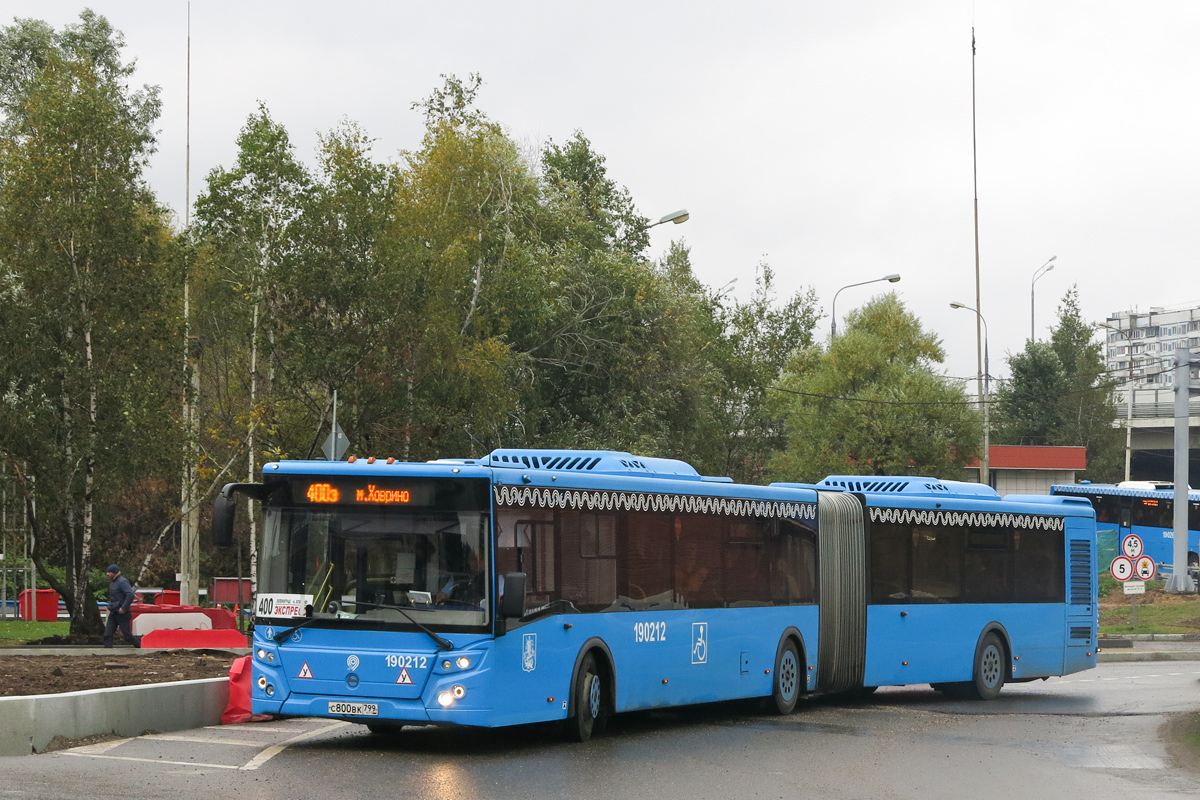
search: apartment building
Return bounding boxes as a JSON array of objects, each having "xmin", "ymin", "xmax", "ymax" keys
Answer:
[{"xmin": 1103, "ymin": 305, "xmax": 1200, "ymax": 388}]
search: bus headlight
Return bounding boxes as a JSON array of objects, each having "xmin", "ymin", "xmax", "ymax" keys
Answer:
[
  {"xmin": 437, "ymin": 691, "xmax": 455, "ymax": 707},
  {"xmin": 452, "ymin": 685, "xmax": 466, "ymax": 699},
  {"xmin": 265, "ymin": 684, "xmax": 275, "ymax": 697},
  {"xmin": 257, "ymin": 676, "xmax": 267, "ymax": 689},
  {"xmin": 257, "ymin": 648, "xmax": 266, "ymax": 660},
  {"xmin": 455, "ymin": 657, "xmax": 471, "ymax": 669}
]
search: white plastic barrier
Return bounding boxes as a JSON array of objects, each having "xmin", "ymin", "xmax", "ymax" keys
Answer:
[{"xmin": 131, "ymin": 612, "xmax": 212, "ymax": 635}]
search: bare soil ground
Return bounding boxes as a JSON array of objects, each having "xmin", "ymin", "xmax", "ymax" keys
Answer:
[{"xmin": 0, "ymin": 651, "xmax": 236, "ymax": 697}]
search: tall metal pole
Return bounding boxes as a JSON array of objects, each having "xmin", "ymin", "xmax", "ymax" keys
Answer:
[
  {"xmin": 971, "ymin": 29, "xmax": 988, "ymax": 485},
  {"xmin": 2, "ymin": 486, "xmax": 7, "ymax": 620},
  {"xmin": 1125, "ymin": 353, "xmax": 1133, "ymax": 482},
  {"xmin": 1166, "ymin": 351, "xmax": 1196, "ymax": 593},
  {"xmin": 179, "ymin": 3, "xmax": 200, "ymax": 606},
  {"xmin": 27, "ymin": 473, "xmax": 35, "ymax": 622}
]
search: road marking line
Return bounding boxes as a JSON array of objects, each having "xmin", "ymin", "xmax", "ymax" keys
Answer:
[
  {"xmin": 62, "ymin": 753, "xmax": 239, "ymax": 770},
  {"xmin": 68, "ymin": 738, "xmax": 133, "ymax": 755},
  {"xmin": 203, "ymin": 725, "xmax": 315, "ymax": 733},
  {"xmin": 239, "ymin": 721, "xmax": 350, "ymax": 771},
  {"xmin": 142, "ymin": 734, "xmax": 266, "ymax": 747}
]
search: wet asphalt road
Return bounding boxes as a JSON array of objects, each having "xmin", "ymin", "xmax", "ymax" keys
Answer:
[{"xmin": 2, "ymin": 661, "xmax": 1198, "ymax": 800}]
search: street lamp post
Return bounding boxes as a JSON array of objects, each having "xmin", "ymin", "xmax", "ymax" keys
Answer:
[
  {"xmin": 1030, "ymin": 256, "xmax": 1058, "ymax": 341},
  {"xmin": 831, "ymin": 274, "xmax": 901, "ymax": 338},
  {"xmin": 1096, "ymin": 321, "xmax": 1136, "ymax": 482},
  {"xmin": 647, "ymin": 209, "xmax": 690, "ymax": 229},
  {"xmin": 951, "ymin": 301, "xmax": 990, "ymax": 486}
]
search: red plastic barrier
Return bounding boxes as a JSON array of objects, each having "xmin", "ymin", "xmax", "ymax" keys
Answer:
[
  {"xmin": 222, "ymin": 655, "xmax": 272, "ymax": 725},
  {"xmin": 222, "ymin": 656, "xmax": 253, "ymax": 724},
  {"xmin": 19, "ymin": 589, "xmax": 59, "ymax": 621},
  {"xmin": 128, "ymin": 604, "xmax": 237, "ymax": 629},
  {"xmin": 140, "ymin": 628, "xmax": 249, "ymax": 649}
]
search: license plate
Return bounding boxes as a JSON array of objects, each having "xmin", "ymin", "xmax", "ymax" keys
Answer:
[{"xmin": 328, "ymin": 702, "xmax": 378, "ymax": 716}]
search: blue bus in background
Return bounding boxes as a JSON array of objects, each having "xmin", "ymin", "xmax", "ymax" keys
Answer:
[
  {"xmin": 1050, "ymin": 482, "xmax": 1200, "ymax": 571},
  {"xmin": 213, "ymin": 449, "xmax": 1097, "ymax": 741}
]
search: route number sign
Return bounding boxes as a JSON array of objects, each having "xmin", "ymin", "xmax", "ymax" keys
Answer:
[
  {"xmin": 1110, "ymin": 555, "xmax": 1134, "ymax": 582},
  {"xmin": 1134, "ymin": 555, "xmax": 1156, "ymax": 581},
  {"xmin": 1121, "ymin": 534, "xmax": 1144, "ymax": 559}
]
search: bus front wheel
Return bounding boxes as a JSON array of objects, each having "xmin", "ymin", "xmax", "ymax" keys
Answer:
[
  {"xmin": 565, "ymin": 652, "xmax": 607, "ymax": 742},
  {"xmin": 770, "ymin": 640, "xmax": 801, "ymax": 715}
]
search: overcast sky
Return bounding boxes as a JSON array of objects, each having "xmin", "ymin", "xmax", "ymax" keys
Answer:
[{"xmin": 10, "ymin": 2, "xmax": 1200, "ymax": 386}]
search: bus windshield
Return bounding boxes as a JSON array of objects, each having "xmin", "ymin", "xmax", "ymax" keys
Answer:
[{"xmin": 258, "ymin": 476, "xmax": 492, "ymax": 630}]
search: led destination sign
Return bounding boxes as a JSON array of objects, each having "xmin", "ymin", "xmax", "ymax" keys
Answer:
[{"xmin": 295, "ymin": 478, "xmax": 436, "ymax": 507}]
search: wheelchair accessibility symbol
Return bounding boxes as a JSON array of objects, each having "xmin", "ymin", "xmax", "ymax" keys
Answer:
[{"xmin": 691, "ymin": 622, "xmax": 708, "ymax": 664}]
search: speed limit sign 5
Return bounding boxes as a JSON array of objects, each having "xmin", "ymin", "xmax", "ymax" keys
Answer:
[{"xmin": 1110, "ymin": 555, "xmax": 1135, "ymax": 582}]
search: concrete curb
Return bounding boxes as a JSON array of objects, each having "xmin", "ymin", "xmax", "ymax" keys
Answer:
[
  {"xmin": 0, "ymin": 676, "xmax": 229, "ymax": 757},
  {"xmin": 1097, "ymin": 651, "xmax": 1200, "ymax": 663}
]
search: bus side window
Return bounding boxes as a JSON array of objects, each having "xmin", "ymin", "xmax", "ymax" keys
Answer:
[
  {"xmin": 770, "ymin": 519, "xmax": 816, "ymax": 605},
  {"xmin": 1013, "ymin": 528, "xmax": 1065, "ymax": 602},
  {"xmin": 623, "ymin": 512, "xmax": 674, "ymax": 604},
  {"xmin": 869, "ymin": 523, "xmax": 911, "ymax": 602},
  {"xmin": 1120, "ymin": 506, "xmax": 1131, "ymax": 528},
  {"xmin": 674, "ymin": 514, "xmax": 723, "ymax": 609},
  {"xmin": 1093, "ymin": 495, "xmax": 1118, "ymax": 524},
  {"xmin": 963, "ymin": 528, "xmax": 1012, "ymax": 603},
  {"xmin": 559, "ymin": 511, "xmax": 616, "ymax": 611},
  {"xmin": 726, "ymin": 518, "xmax": 771, "ymax": 606},
  {"xmin": 911, "ymin": 525, "xmax": 963, "ymax": 601}
]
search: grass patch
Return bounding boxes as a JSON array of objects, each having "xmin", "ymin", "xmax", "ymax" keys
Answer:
[
  {"xmin": 1180, "ymin": 715, "xmax": 1200, "ymax": 750},
  {"xmin": 0, "ymin": 620, "xmax": 69, "ymax": 644},
  {"xmin": 1100, "ymin": 586, "xmax": 1200, "ymax": 635}
]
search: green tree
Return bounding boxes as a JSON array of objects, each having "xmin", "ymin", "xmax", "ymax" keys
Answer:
[
  {"xmin": 770, "ymin": 295, "xmax": 982, "ymax": 482},
  {"xmin": 541, "ymin": 130, "xmax": 649, "ymax": 255},
  {"xmin": 0, "ymin": 11, "xmax": 177, "ymax": 633},
  {"xmin": 991, "ymin": 342, "xmax": 1069, "ymax": 446},
  {"xmin": 993, "ymin": 287, "xmax": 1122, "ymax": 481},
  {"xmin": 1049, "ymin": 288, "xmax": 1123, "ymax": 481},
  {"xmin": 711, "ymin": 262, "xmax": 819, "ymax": 481},
  {"xmin": 194, "ymin": 104, "xmax": 310, "ymax": 589}
]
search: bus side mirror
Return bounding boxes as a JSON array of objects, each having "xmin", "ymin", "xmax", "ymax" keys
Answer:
[
  {"xmin": 500, "ymin": 572, "xmax": 526, "ymax": 619},
  {"xmin": 211, "ymin": 483, "xmax": 267, "ymax": 547},
  {"xmin": 212, "ymin": 488, "xmax": 237, "ymax": 547}
]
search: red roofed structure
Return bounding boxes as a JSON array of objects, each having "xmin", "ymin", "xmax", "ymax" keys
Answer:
[{"xmin": 964, "ymin": 445, "xmax": 1087, "ymax": 495}]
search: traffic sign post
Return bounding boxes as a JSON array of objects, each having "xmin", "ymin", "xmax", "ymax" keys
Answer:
[{"xmin": 1111, "ymin": 535, "xmax": 1154, "ymax": 627}]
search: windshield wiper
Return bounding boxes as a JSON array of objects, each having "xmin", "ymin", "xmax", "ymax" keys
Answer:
[
  {"xmin": 271, "ymin": 600, "xmax": 456, "ymax": 651},
  {"xmin": 272, "ymin": 614, "xmax": 323, "ymax": 644},
  {"xmin": 328, "ymin": 599, "xmax": 454, "ymax": 651}
]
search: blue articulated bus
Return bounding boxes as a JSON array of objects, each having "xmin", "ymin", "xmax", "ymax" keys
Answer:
[
  {"xmin": 212, "ymin": 449, "xmax": 1097, "ymax": 740},
  {"xmin": 1050, "ymin": 482, "xmax": 1200, "ymax": 571}
]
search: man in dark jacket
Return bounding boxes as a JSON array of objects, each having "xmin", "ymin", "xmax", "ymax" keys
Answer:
[{"xmin": 104, "ymin": 565, "xmax": 141, "ymax": 648}]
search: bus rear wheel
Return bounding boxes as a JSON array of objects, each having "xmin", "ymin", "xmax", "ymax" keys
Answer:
[
  {"xmin": 770, "ymin": 640, "xmax": 801, "ymax": 715},
  {"xmin": 965, "ymin": 632, "xmax": 1006, "ymax": 700},
  {"xmin": 565, "ymin": 652, "xmax": 607, "ymax": 742}
]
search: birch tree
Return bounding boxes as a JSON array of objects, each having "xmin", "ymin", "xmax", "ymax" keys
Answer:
[{"xmin": 0, "ymin": 11, "xmax": 174, "ymax": 633}]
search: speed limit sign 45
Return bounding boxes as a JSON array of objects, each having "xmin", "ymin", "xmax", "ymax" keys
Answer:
[
  {"xmin": 1110, "ymin": 555, "xmax": 1134, "ymax": 582},
  {"xmin": 1121, "ymin": 534, "xmax": 1144, "ymax": 559}
]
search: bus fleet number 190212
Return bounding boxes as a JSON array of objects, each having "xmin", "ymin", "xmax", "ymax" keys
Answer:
[{"xmin": 634, "ymin": 621, "xmax": 666, "ymax": 642}]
